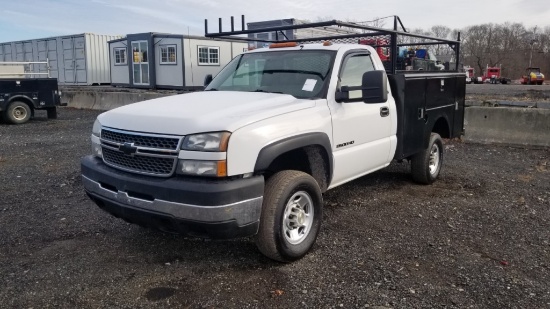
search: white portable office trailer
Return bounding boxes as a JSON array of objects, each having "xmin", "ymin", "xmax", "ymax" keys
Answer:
[{"xmin": 109, "ymin": 33, "xmax": 247, "ymax": 89}]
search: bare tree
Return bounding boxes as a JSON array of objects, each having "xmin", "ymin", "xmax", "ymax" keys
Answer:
[{"xmin": 429, "ymin": 26, "xmax": 451, "ymax": 55}]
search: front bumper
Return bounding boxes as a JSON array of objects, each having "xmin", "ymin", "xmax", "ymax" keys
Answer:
[{"xmin": 81, "ymin": 155, "xmax": 264, "ymax": 238}]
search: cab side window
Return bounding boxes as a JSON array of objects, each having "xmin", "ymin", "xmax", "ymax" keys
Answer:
[{"xmin": 340, "ymin": 53, "xmax": 375, "ymax": 88}]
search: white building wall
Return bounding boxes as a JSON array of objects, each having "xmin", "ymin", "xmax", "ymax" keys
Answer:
[
  {"xmin": 154, "ymin": 37, "xmax": 184, "ymax": 88},
  {"xmin": 183, "ymin": 38, "xmax": 247, "ymax": 87},
  {"xmin": 109, "ymin": 41, "xmax": 129, "ymax": 85}
]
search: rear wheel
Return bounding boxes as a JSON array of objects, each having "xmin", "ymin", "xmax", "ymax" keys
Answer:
[
  {"xmin": 411, "ymin": 133, "xmax": 444, "ymax": 184},
  {"xmin": 4, "ymin": 101, "xmax": 31, "ymax": 124},
  {"xmin": 255, "ymin": 170, "xmax": 323, "ymax": 262}
]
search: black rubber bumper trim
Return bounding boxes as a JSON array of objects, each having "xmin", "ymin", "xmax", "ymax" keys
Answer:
[
  {"xmin": 87, "ymin": 192, "xmax": 259, "ymax": 238},
  {"xmin": 81, "ymin": 155, "xmax": 264, "ymax": 206}
]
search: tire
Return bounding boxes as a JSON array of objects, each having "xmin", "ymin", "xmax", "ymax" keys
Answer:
[
  {"xmin": 255, "ymin": 170, "xmax": 323, "ymax": 262},
  {"xmin": 47, "ymin": 107, "xmax": 58, "ymax": 119},
  {"xmin": 4, "ymin": 101, "xmax": 31, "ymax": 124},
  {"xmin": 411, "ymin": 133, "xmax": 444, "ymax": 184}
]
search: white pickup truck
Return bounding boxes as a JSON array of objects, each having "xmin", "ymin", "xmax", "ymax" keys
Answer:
[{"xmin": 81, "ymin": 20, "xmax": 465, "ymax": 262}]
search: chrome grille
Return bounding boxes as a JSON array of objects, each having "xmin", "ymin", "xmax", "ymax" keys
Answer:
[
  {"xmin": 101, "ymin": 129, "xmax": 180, "ymax": 150},
  {"xmin": 100, "ymin": 128, "xmax": 182, "ymax": 177},
  {"xmin": 102, "ymin": 148, "xmax": 176, "ymax": 176}
]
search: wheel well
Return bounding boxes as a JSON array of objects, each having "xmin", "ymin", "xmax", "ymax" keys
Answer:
[
  {"xmin": 263, "ymin": 145, "xmax": 331, "ymax": 192},
  {"xmin": 9, "ymin": 97, "xmax": 34, "ymax": 112},
  {"xmin": 432, "ymin": 117, "xmax": 450, "ymax": 138}
]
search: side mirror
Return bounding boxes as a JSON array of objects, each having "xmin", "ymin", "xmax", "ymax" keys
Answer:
[
  {"xmin": 335, "ymin": 86, "xmax": 349, "ymax": 103},
  {"xmin": 204, "ymin": 74, "xmax": 213, "ymax": 87},
  {"xmin": 362, "ymin": 70, "xmax": 387, "ymax": 103}
]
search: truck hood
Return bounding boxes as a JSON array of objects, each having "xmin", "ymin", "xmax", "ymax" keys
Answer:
[{"xmin": 98, "ymin": 91, "xmax": 316, "ymax": 135}]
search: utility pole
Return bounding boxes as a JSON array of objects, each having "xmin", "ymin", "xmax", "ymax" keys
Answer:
[{"xmin": 529, "ymin": 39, "xmax": 538, "ymax": 68}]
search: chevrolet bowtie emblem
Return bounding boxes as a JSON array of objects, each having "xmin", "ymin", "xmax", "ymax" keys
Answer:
[{"xmin": 119, "ymin": 142, "xmax": 138, "ymax": 156}]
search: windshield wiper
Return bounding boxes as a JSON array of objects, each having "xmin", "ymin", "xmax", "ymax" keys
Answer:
[
  {"xmin": 252, "ymin": 89, "xmax": 283, "ymax": 94},
  {"xmin": 205, "ymin": 88, "xmax": 218, "ymax": 91}
]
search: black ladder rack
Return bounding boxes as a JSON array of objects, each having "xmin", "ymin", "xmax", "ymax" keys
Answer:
[{"xmin": 204, "ymin": 15, "xmax": 461, "ymax": 75}]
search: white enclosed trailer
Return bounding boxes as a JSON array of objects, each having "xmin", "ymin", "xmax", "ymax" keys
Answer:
[{"xmin": 0, "ymin": 33, "xmax": 122, "ymax": 85}]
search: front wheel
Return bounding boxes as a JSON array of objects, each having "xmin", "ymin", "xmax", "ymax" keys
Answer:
[
  {"xmin": 255, "ymin": 170, "xmax": 323, "ymax": 262},
  {"xmin": 411, "ymin": 133, "xmax": 444, "ymax": 184}
]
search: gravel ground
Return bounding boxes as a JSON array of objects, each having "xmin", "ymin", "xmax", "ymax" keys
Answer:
[{"xmin": 1, "ymin": 106, "xmax": 549, "ymax": 308}]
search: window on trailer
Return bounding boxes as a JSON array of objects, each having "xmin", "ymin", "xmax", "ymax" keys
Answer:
[
  {"xmin": 114, "ymin": 47, "xmax": 127, "ymax": 65},
  {"xmin": 160, "ymin": 45, "xmax": 177, "ymax": 64},
  {"xmin": 198, "ymin": 46, "xmax": 220, "ymax": 65}
]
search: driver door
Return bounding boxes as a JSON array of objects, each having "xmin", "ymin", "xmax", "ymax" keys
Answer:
[{"xmin": 328, "ymin": 51, "xmax": 392, "ymax": 187}]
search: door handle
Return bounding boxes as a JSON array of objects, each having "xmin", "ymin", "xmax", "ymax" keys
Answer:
[{"xmin": 380, "ymin": 107, "xmax": 390, "ymax": 117}]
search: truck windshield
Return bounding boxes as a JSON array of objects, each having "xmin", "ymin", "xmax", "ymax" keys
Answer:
[{"xmin": 205, "ymin": 50, "xmax": 335, "ymax": 99}]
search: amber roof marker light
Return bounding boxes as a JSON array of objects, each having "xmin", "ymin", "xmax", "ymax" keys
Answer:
[{"xmin": 269, "ymin": 42, "xmax": 298, "ymax": 49}]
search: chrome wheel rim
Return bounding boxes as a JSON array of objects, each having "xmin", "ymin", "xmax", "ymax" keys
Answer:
[
  {"xmin": 429, "ymin": 143, "xmax": 440, "ymax": 175},
  {"xmin": 13, "ymin": 106, "xmax": 28, "ymax": 121},
  {"xmin": 283, "ymin": 191, "xmax": 314, "ymax": 245}
]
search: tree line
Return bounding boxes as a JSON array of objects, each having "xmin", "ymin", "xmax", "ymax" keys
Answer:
[{"xmin": 412, "ymin": 23, "xmax": 550, "ymax": 79}]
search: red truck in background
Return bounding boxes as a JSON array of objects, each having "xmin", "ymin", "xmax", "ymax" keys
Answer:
[
  {"xmin": 464, "ymin": 66, "xmax": 475, "ymax": 84},
  {"xmin": 472, "ymin": 65, "xmax": 511, "ymax": 84}
]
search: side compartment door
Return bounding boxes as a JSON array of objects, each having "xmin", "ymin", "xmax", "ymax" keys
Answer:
[
  {"xmin": 328, "ymin": 52, "xmax": 392, "ymax": 187},
  {"xmin": 452, "ymin": 76, "xmax": 466, "ymax": 137}
]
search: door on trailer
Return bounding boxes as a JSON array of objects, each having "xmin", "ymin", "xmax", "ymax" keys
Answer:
[
  {"xmin": 46, "ymin": 39, "xmax": 59, "ymax": 79},
  {"xmin": 24, "ymin": 42, "xmax": 33, "ymax": 62},
  {"xmin": 62, "ymin": 37, "xmax": 87, "ymax": 84},
  {"xmin": 37, "ymin": 41, "xmax": 52, "ymax": 78},
  {"xmin": 15, "ymin": 43, "xmax": 24, "ymax": 62},
  {"xmin": 328, "ymin": 51, "xmax": 392, "ymax": 186},
  {"xmin": 62, "ymin": 38, "xmax": 76, "ymax": 84},
  {"xmin": 73, "ymin": 36, "xmax": 87, "ymax": 84},
  {"xmin": 0, "ymin": 44, "xmax": 13, "ymax": 61},
  {"xmin": 131, "ymin": 41, "xmax": 149, "ymax": 86}
]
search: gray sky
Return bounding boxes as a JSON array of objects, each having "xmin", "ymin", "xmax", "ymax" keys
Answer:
[{"xmin": 1, "ymin": 0, "xmax": 549, "ymax": 42}]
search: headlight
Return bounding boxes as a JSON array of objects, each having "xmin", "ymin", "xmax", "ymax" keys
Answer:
[
  {"xmin": 181, "ymin": 132, "xmax": 230, "ymax": 152},
  {"xmin": 176, "ymin": 160, "xmax": 227, "ymax": 177},
  {"xmin": 92, "ymin": 137, "xmax": 102, "ymax": 158},
  {"xmin": 92, "ymin": 119, "xmax": 101, "ymax": 137}
]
